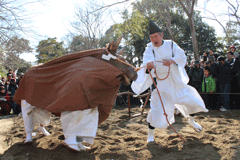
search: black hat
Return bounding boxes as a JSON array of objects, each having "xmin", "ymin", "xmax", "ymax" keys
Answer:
[
  {"xmin": 228, "ymin": 51, "xmax": 234, "ymax": 55},
  {"xmin": 208, "ymin": 56, "xmax": 215, "ymax": 61},
  {"xmin": 0, "ymin": 86, "xmax": 5, "ymax": 91},
  {"xmin": 149, "ymin": 20, "xmax": 162, "ymax": 34},
  {"xmin": 217, "ymin": 56, "xmax": 225, "ymax": 62},
  {"xmin": 194, "ymin": 60, "xmax": 200, "ymax": 65},
  {"xmin": 7, "ymin": 73, "xmax": 12, "ymax": 77}
]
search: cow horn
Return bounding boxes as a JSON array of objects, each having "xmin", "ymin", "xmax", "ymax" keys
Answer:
[
  {"xmin": 114, "ymin": 36, "xmax": 122, "ymax": 49},
  {"xmin": 116, "ymin": 47, "xmax": 126, "ymax": 56},
  {"xmin": 108, "ymin": 40, "xmax": 115, "ymax": 51}
]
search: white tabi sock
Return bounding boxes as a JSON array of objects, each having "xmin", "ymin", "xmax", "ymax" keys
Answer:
[
  {"xmin": 38, "ymin": 125, "xmax": 50, "ymax": 136},
  {"xmin": 147, "ymin": 128, "xmax": 155, "ymax": 142},
  {"xmin": 24, "ymin": 131, "xmax": 33, "ymax": 143},
  {"xmin": 78, "ymin": 142, "xmax": 91, "ymax": 151},
  {"xmin": 188, "ymin": 116, "xmax": 202, "ymax": 132},
  {"xmin": 64, "ymin": 136, "xmax": 81, "ymax": 152}
]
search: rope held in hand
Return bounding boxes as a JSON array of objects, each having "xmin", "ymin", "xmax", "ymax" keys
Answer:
[{"xmin": 147, "ymin": 67, "xmax": 186, "ymax": 142}]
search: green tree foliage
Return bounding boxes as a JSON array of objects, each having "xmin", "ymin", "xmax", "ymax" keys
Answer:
[
  {"xmin": 17, "ymin": 60, "xmax": 32, "ymax": 75},
  {"xmin": 2, "ymin": 36, "xmax": 32, "ymax": 72},
  {"xmin": 105, "ymin": 0, "xmax": 222, "ymax": 65},
  {"xmin": 36, "ymin": 37, "xmax": 66, "ymax": 63},
  {"xmin": 224, "ymin": 22, "xmax": 240, "ymax": 47},
  {"xmin": 69, "ymin": 35, "xmax": 90, "ymax": 53}
]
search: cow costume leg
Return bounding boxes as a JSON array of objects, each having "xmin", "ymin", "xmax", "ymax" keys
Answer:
[
  {"xmin": 21, "ymin": 100, "xmax": 51, "ymax": 143},
  {"xmin": 60, "ymin": 107, "xmax": 98, "ymax": 152}
]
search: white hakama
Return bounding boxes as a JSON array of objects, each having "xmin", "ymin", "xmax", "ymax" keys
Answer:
[
  {"xmin": 21, "ymin": 100, "xmax": 51, "ymax": 134},
  {"xmin": 21, "ymin": 100, "xmax": 99, "ymax": 144},
  {"xmin": 60, "ymin": 108, "xmax": 99, "ymax": 144}
]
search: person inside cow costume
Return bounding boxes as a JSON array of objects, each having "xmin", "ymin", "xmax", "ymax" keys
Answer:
[
  {"xmin": 131, "ymin": 20, "xmax": 208, "ymax": 142},
  {"xmin": 13, "ymin": 37, "xmax": 137, "ymax": 152}
]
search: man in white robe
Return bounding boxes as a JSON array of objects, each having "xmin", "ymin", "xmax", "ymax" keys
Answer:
[{"xmin": 131, "ymin": 20, "xmax": 208, "ymax": 142}]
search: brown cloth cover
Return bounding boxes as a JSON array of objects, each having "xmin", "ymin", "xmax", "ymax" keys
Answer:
[{"xmin": 13, "ymin": 49, "xmax": 123, "ymax": 124}]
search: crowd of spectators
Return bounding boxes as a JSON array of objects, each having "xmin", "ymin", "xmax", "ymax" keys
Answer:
[
  {"xmin": 186, "ymin": 45, "xmax": 240, "ymax": 111},
  {"xmin": 0, "ymin": 69, "xmax": 24, "ymax": 116}
]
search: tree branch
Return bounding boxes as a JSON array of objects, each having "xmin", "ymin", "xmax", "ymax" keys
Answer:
[{"xmin": 89, "ymin": 0, "xmax": 130, "ymax": 14}]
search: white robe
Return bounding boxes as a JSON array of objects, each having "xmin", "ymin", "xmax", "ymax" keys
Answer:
[
  {"xmin": 131, "ymin": 40, "xmax": 208, "ymax": 128},
  {"xmin": 21, "ymin": 100, "xmax": 99, "ymax": 144}
]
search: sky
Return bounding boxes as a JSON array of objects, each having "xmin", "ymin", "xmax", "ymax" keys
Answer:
[{"xmin": 19, "ymin": 0, "xmax": 235, "ymax": 63}]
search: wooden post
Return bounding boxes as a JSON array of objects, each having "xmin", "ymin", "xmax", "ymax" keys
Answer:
[
  {"xmin": 141, "ymin": 94, "xmax": 150, "ymax": 115},
  {"xmin": 128, "ymin": 94, "xmax": 131, "ymax": 117}
]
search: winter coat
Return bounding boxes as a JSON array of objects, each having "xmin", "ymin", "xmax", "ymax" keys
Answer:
[{"xmin": 202, "ymin": 75, "xmax": 216, "ymax": 93}]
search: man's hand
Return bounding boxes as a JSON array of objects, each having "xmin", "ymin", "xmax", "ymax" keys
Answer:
[
  {"xmin": 146, "ymin": 61, "xmax": 154, "ymax": 69},
  {"xmin": 163, "ymin": 59, "xmax": 175, "ymax": 66}
]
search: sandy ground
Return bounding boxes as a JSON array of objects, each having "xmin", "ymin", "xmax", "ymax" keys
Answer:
[{"xmin": 0, "ymin": 105, "xmax": 239, "ymax": 160}]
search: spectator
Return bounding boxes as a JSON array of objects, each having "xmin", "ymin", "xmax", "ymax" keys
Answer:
[
  {"xmin": 5, "ymin": 73, "xmax": 20, "ymax": 114},
  {"xmin": 5, "ymin": 73, "xmax": 12, "ymax": 94},
  {"xmin": 0, "ymin": 86, "xmax": 11, "ymax": 115},
  {"xmin": 226, "ymin": 51, "xmax": 235, "ymax": 67},
  {"xmin": 208, "ymin": 56, "xmax": 218, "ymax": 78},
  {"xmin": 209, "ymin": 50, "xmax": 220, "ymax": 61},
  {"xmin": 231, "ymin": 52, "xmax": 240, "ymax": 109},
  {"xmin": 216, "ymin": 56, "xmax": 232, "ymax": 111},
  {"xmin": 12, "ymin": 72, "xmax": 17, "ymax": 79},
  {"xmin": 16, "ymin": 73, "xmax": 24, "ymax": 87},
  {"xmin": 1, "ymin": 77, "xmax": 6, "ymax": 85},
  {"xmin": 229, "ymin": 45, "xmax": 236, "ymax": 53},
  {"xmin": 8, "ymin": 69, "xmax": 13, "ymax": 74},
  {"xmin": 205, "ymin": 61, "xmax": 211, "ymax": 67},
  {"xmin": 203, "ymin": 52, "xmax": 209, "ymax": 62},
  {"xmin": 200, "ymin": 59, "xmax": 205, "ymax": 68},
  {"xmin": 188, "ymin": 60, "xmax": 204, "ymax": 92},
  {"xmin": 0, "ymin": 75, "xmax": 3, "ymax": 86},
  {"xmin": 185, "ymin": 63, "xmax": 190, "ymax": 73},
  {"xmin": 202, "ymin": 66, "xmax": 216, "ymax": 110}
]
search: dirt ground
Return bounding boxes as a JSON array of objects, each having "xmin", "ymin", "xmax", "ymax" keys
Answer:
[{"xmin": 0, "ymin": 105, "xmax": 239, "ymax": 160}]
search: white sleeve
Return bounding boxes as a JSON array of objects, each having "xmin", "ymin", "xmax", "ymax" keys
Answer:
[
  {"xmin": 142, "ymin": 43, "xmax": 155, "ymax": 66},
  {"xmin": 171, "ymin": 41, "xmax": 187, "ymax": 68}
]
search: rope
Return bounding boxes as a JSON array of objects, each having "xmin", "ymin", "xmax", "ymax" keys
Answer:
[{"xmin": 147, "ymin": 67, "xmax": 186, "ymax": 142}]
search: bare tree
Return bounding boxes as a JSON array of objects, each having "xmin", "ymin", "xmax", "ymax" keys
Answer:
[
  {"xmin": 68, "ymin": 0, "xmax": 109, "ymax": 50},
  {"xmin": 198, "ymin": 0, "xmax": 239, "ymax": 46},
  {"xmin": 178, "ymin": 0, "xmax": 200, "ymax": 60},
  {"xmin": 0, "ymin": 0, "xmax": 45, "ymax": 43},
  {"xmin": 226, "ymin": 0, "xmax": 240, "ymax": 23}
]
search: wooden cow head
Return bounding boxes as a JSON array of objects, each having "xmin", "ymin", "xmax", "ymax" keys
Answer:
[{"xmin": 101, "ymin": 37, "xmax": 138, "ymax": 84}]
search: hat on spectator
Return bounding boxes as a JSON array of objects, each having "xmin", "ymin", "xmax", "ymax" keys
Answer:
[
  {"xmin": 208, "ymin": 56, "xmax": 215, "ymax": 61},
  {"xmin": 217, "ymin": 56, "xmax": 225, "ymax": 62},
  {"xmin": 0, "ymin": 86, "xmax": 5, "ymax": 91},
  {"xmin": 7, "ymin": 73, "xmax": 12, "ymax": 77},
  {"xmin": 230, "ymin": 45, "xmax": 236, "ymax": 49},
  {"xmin": 194, "ymin": 60, "xmax": 200, "ymax": 65}
]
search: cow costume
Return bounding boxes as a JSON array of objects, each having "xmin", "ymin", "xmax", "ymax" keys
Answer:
[
  {"xmin": 13, "ymin": 41, "xmax": 137, "ymax": 152},
  {"xmin": 131, "ymin": 20, "xmax": 208, "ymax": 142}
]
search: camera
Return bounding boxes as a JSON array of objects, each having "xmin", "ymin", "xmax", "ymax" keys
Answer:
[{"xmin": 206, "ymin": 61, "xmax": 210, "ymax": 66}]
